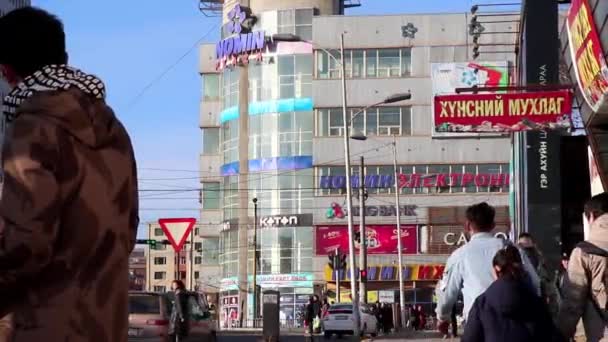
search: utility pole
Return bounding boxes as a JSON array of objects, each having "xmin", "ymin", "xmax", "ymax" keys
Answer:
[
  {"xmin": 339, "ymin": 31, "xmax": 360, "ymax": 337},
  {"xmin": 252, "ymin": 198, "xmax": 258, "ymax": 325},
  {"xmin": 359, "ymin": 156, "xmax": 367, "ymax": 303},
  {"xmin": 392, "ymin": 135, "xmax": 406, "ymax": 329}
]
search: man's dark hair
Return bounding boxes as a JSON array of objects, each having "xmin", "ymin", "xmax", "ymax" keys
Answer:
[
  {"xmin": 584, "ymin": 192, "xmax": 608, "ymax": 220},
  {"xmin": 518, "ymin": 232, "xmax": 532, "ymax": 240},
  {"xmin": 465, "ymin": 202, "xmax": 495, "ymax": 232},
  {"xmin": 0, "ymin": 7, "xmax": 67, "ymax": 78}
]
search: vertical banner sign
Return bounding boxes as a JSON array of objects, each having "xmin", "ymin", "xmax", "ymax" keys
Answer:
[
  {"xmin": 566, "ymin": 0, "xmax": 608, "ymax": 113},
  {"xmin": 515, "ymin": 0, "xmax": 561, "ymax": 271},
  {"xmin": 525, "ymin": 131, "xmax": 562, "ymax": 266}
]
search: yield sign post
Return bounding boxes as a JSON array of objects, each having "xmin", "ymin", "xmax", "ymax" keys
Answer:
[{"xmin": 158, "ymin": 218, "xmax": 197, "ymax": 253}]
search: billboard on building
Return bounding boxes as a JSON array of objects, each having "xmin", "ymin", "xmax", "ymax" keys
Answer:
[
  {"xmin": 567, "ymin": 0, "xmax": 608, "ymax": 113},
  {"xmin": 315, "ymin": 225, "xmax": 418, "ymax": 255},
  {"xmin": 431, "ymin": 61, "xmax": 510, "ymax": 136},
  {"xmin": 433, "ymin": 90, "xmax": 573, "ymax": 133}
]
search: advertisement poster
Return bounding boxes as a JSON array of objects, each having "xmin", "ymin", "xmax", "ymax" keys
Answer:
[
  {"xmin": 220, "ymin": 295, "xmax": 240, "ymax": 329},
  {"xmin": 567, "ymin": 0, "xmax": 608, "ymax": 113},
  {"xmin": 431, "ymin": 61, "xmax": 509, "ymax": 136},
  {"xmin": 588, "ymin": 145, "xmax": 605, "ymax": 196},
  {"xmin": 315, "ymin": 225, "xmax": 417, "ymax": 255},
  {"xmin": 434, "ymin": 90, "xmax": 572, "ymax": 133}
]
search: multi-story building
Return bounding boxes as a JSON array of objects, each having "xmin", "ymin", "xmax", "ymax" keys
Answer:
[
  {"xmin": 145, "ymin": 223, "xmax": 208, "ymax": 293},
  {"xmin": 199, "ymin": 0, "xmax": 516, "ymax": 325},
  {"xmin": 129, "ymin": 249, "xmax": 147, "ymax": 291}
]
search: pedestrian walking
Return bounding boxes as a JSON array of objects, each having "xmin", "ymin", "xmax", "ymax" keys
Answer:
[
  {"xmin": 559, "ymin": 192, "xmax": 608, "ymax": 342},
  {"xmin": 518, "ymin": 232, "xmax": 560, "ymax": 323},
  {"xmin": 304, "ymin": 296, "xmax": 318, "ymax": 340},
  {"xmin": 417, "ymin": 305, "xmax": 427, "ymax": 331},
  {"xmin": 168, "ymin": 280, "xmax": 190, "ymax": 342},
  {"xmin": 0, "ymin": 7, "xmax": 138, "ymax": 342},
  {"xmin": 435, "ymin": 202, "xmax": 540, "ymax": 335},
  {"xmin": 410, "ymin": 305, "xmax": 419, "ymax": 330},
  {"xmin": 462, "ymin": 245, "xmax": 559, "ymax": 342}
]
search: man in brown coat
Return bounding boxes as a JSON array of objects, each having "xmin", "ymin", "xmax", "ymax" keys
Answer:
[
  {"xmin": 0, "ymin": 7, "xmax": 138, "ymax": 342},
  {"xmin": 559, "ymin": 193, "xmax": 608, "ymax": 341}
]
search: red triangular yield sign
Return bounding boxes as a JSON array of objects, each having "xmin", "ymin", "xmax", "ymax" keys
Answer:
[{"xmin": 158, "ymin": 218, "xmax": 197, "ymax": 253}]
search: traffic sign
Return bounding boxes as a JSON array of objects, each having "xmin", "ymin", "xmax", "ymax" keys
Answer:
[{"xmin": 158, "ymin": 218, "xmax": 197, "ymax": 253}]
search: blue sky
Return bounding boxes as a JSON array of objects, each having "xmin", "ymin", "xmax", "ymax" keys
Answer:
[{"xmin": 31, "ymin": 0, "xmax": 511, "ymax": 238}]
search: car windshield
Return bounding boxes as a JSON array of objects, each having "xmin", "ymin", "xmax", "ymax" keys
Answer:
[{"xmin": 129, "ymin": 295, "xmax": 161, "ymax": 314}]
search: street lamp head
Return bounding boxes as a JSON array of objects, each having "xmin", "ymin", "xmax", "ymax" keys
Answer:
[
  {"xmin": 383, "ymin": 93, "xmax": 412, "ymax": 104},
  {"xmin": 252, "ymin": 198, "xmax": 258, "ymax": 204},
  {"xmin": 271, "ymin": 33, "xmax": 302, "ymax": 42}
]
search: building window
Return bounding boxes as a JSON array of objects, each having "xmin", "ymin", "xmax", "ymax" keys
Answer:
[
  {"xmin": 154, "ymin": 257, "xmax": 166, "ymax": 265},
  {"xmin": 202, "ymin": 182, "xmax": 220, "ymax": 210},
  {"xmin": 278, "ymin": 55, "xmax": 313, "ymax": 99},
  {"xmin": 221, "ymin": 69, "xmax": 239, "ymax": 109},
  {"xmin": 154, "ymin": 228, "xmax": 164, "ymax": 236},
  {"xmin": 278, "ymin": 8, "xmax": 313, "ymax": 41},
  {"xmin": 180, "ymin": 271, "xmax": 187, "ymax": 279},
  {"xmin": 317, "ymin": 107, "xmax": 412, "ymax": 137},
  {"xmin": 153, "ymin": 285, "xmax": 166, "ymax": 292},
  {"xmin": 202, "ymin": 128, "xmax": 219, "ymax": 155},
  {"xmin": 202, "ymin": 237, "xmax": 220, "ymax": 266},
  {"xmin": 194, "ymin": 242, "xmax": 202, "ymax": 250},
  {"xmin": 154, "ymin": 272, "xmax": 166, "ymax": 280},
  {"xmin": 202, "ymin": 74, "xmax": 220, "ymax": 101},
  {"xmin": 195, "ymin": 256, "xmax": 202, "ymax": 264},
  {"xmin": 317, "ymin": 163, "xmax": 510, "ymax": 195},
  {"xmin": 316, "ymin": 48, "xmax": 412, "ymax": 79},
  {"xmin": 194, "ymin": 228, "xmax": 200, "ymax": 236},
  {"xmin": 194, "ymin": 271, "xmax": 200, "ymax": 279},
  {"xmin": 180, "ymin": 256, "xmax": 187, "ymax": 265}
]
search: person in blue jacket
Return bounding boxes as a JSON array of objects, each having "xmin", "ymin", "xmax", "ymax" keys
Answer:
[{"xmin": 462, "ymin": 245, "xmax": 561, "ymax": 342}]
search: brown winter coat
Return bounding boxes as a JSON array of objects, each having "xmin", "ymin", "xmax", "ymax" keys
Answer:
[
  {"xmin": 559, "ymin": 214, "xmax": 608, "ymax": 341},
  {"xmin": 0, "ymin": 88, "xmax": 138, "ymax": 341}
]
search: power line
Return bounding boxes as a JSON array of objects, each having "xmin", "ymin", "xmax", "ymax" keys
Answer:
[{"xmin": 126, "ymin": 22, "xmax": 219, "ymax": 111}]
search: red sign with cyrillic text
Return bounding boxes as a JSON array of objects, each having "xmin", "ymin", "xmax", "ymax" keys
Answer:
[
  {"xmin": 434, "ymin": 90, "xmax": 572, "ymax": 133},
  {"xmin": 315, "ymin": 225, "xmax": 417, "ymax": 255}
]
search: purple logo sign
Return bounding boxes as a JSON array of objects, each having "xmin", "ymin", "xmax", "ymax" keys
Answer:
[{"xmin": 227, "ymin": 4, "xmax": 247, "ymax": 35}]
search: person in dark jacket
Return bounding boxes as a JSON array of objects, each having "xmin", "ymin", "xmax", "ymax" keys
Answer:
[
  {"xmin": 462, "ymin": 245, "xmax": 559, "ymax": 342},
  {"xmin": 169, "ymin": 280, "xmax": 190, "ymax": 342},
  {"xmin": 304, "ymin": 296, "xmax": 315, "ymax": 337}
]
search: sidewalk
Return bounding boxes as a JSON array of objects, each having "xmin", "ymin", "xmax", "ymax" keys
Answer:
[{"xmin": 372, "ymin": 330, "xmax": 459, "ymax": 341}]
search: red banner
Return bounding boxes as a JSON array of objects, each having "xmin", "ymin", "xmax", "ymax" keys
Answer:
[
  {"xmin": 315, "ymin": 225, "xmax": 418, "ymax": 255},
  {"xmin": 567, "ymin": 0, "xmax": 608, "ymax": 112},
  {"xmin": 434, "ymin": 90, "xmax": 572, "ymax": 133}
]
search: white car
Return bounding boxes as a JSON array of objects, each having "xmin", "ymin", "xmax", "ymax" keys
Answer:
[{"xmin": 322, "ymin": 303, "xmax": 379, "ymax": 338}]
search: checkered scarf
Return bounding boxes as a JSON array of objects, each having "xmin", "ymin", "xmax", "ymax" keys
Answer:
[{"xmin": 2, "ymin": 64, "xmax": 106, "ymax": 121}]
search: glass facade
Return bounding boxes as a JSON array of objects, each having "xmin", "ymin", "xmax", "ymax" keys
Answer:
[{"xmin": 216, "ymin": 8, "xmax": 316, "ymax": 299}]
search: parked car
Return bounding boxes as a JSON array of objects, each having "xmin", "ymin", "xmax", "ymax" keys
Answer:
[
  {"xmin": 128, "ymin": 291, "xmax": 217, "ymax": 342},
  {"xmin": 322, "ymin": 303, "xmax": 379, "ymax": 339}
]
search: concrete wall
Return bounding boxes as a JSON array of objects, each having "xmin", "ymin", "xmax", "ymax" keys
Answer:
[{"xmin": 312, "ymin": 13, "xmax": 515, "ymax": 166}]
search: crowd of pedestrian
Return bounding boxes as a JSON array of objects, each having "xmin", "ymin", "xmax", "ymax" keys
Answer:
[{"xmin": 434, "ymin": 194, "xmax": 608, "ymax": 341}]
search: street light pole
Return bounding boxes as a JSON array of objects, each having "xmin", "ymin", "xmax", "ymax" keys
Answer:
[
  {"xmin": 339, "ymin": 32, "xmax": 360, "ymax": 337},
  {"xmin": 392, "ymin": 135, "xmax": 406, "ymax": 329},
  {"xmin": 252, "ymin": 198, "xmax": 258, "ymax": 325},
  {"xmin": 359, "ymin": 156, "xmax": 367, "ymax": 304}
]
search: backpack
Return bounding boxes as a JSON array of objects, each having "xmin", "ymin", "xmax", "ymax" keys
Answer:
[{"xmin": 576, "ymin": 241, "xmax": 608, "ymax": 322}]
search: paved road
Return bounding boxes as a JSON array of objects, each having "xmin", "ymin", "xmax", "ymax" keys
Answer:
[{"xmin": 218, "ymin": 331, "xmax": 459, "ymax": 341}]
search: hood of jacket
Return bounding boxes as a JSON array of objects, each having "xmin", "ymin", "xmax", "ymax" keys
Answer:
[
  {"xmin": 589, "ymin": 214, "xmax": 608, "ymax": 251},
  {"xmin": 3, "ymin": 65, "xmax": 118, "ymax": 149},
  {"xmin": 482, "ymin": 277, "xmax": 538, "ymax": 317}
]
